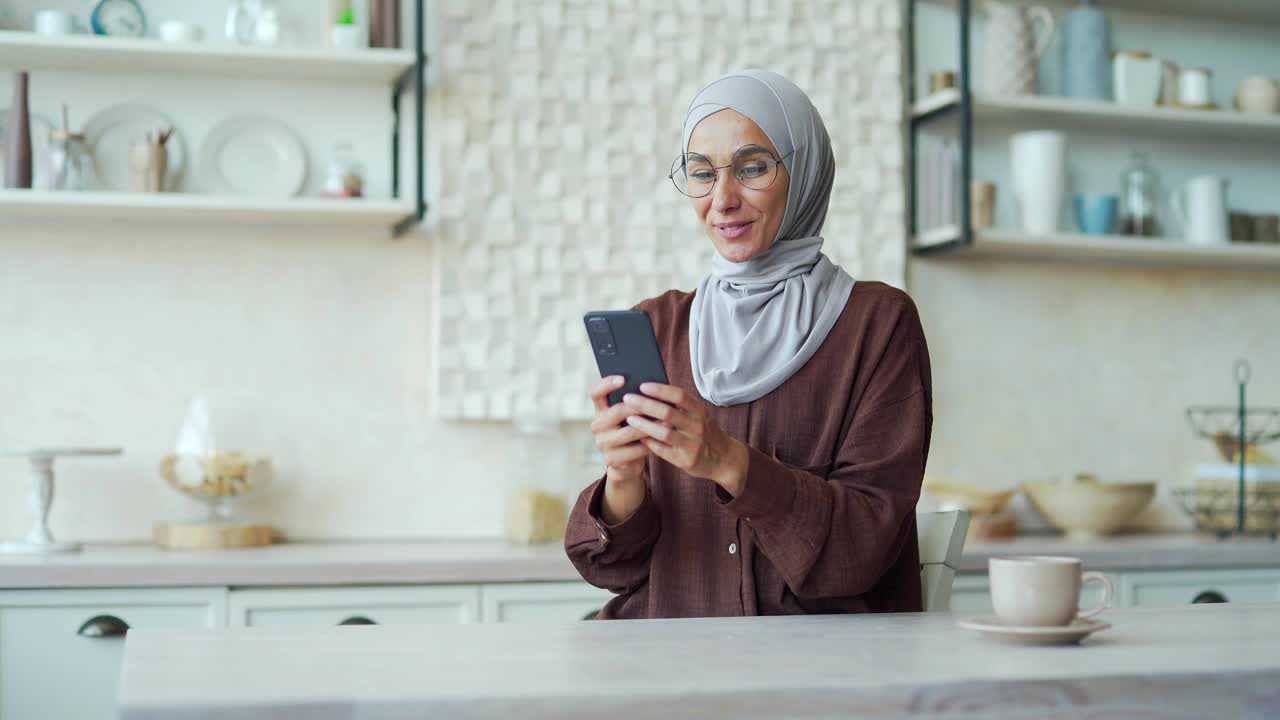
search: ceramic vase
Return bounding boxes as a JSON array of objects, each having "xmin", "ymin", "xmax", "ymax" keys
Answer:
[
  {"xmin": 4, "ymin": 71, "xmax": 32, "ymax": 189},
  {"xmin": 1060, "ymin": 0, "xmax": 1111, "ymax": 100},
  {"xmin": 1010, "ymin": 131, "xmax": 1067, "ymax": 234},
  {"xmin": 982, "ymin": 0, "xmax": 1055, "ymax": 96}
]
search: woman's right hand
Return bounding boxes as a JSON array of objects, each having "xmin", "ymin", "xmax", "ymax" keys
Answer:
[{"xmin": 590, "ymin": 376, "xmax": 650, "ymax": 524}]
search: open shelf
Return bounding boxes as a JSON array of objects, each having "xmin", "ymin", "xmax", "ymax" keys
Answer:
[
  {"xmin": 0, "ymin": 189, "xmax": 415, "ymax": 230},
  {"xmin": 0, "ymin": 30, "xmax": 415, "ymax": 84},
  {"xmin": 912, "ymin": 89, "xmax": 1280, "ymax": 142},
  {"xmin": 917, "ymin": 0, "xmax": 1280, "ymax": 24},
  {"xmin": 912, "ymin": 227, "xmax": 1280, "ymax": 270}
]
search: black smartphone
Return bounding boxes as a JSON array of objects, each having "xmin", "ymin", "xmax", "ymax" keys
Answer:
[{"xmin": 583, "ymin": 310, "xmax": 669, "ymax": 406}]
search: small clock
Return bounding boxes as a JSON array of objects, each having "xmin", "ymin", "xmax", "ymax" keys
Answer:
[{"xmin": 90, "ymin": 0, "xmax": 147, "ymax": 37}]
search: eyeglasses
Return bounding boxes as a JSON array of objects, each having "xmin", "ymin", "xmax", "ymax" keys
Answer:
[{"xmin": 668, "ymin": 147, "xmax": 793, "ymax": 198}]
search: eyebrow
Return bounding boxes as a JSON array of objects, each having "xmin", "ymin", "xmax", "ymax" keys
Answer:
[{"xmin": 686, "ymin": 145, "xmax": 774, "ymax": 163}]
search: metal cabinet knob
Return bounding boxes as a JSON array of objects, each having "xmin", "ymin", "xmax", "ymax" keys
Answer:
[
  {"xmin": 1193, "ymin": 590, "xmax": 1228, "ymax": 604},
  {"xmin": 337, "ymin": 616, "xmax": 378, "ymax": 626},
  {"xmin": 77, "ymin": 614, "xmax": 131, "ymax": 638}
]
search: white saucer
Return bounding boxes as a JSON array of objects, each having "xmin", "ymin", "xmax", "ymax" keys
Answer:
[{"xmin": 956, "ymin": 615, "xmax": 1111, "ymax": 645}]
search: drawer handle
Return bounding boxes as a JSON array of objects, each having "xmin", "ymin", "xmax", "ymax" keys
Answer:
[
  {"xmin": 337, "ymin": 616, "xmax": 377, "ymax": 626},
  {"xmin": 1193, "ymin": 590, "xmax": 1228, "ymax": 604},
  {"xmin": 77, "ymin": 615, "xmax": 131, "ymax": 638}
]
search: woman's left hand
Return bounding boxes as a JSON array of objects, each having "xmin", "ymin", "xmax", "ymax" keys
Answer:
[{"xmin": 622, "ymin": 383, "xmax": 748, "ymax": 497}]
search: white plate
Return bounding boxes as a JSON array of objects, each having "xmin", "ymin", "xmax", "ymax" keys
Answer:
[
  {"xmin": 198, "ymin": 115, "xmax": 306, "ymax": 198},
  {"xmin": 83, "ymin": 104, "xmax": 186, "ymax": 192},
  {"xmin": 0, "ymin": 109, "xmax": 56, "ymax": 189},
  {"xmin": 956, "ymin": 615, "xmax": 1111, "ymax": 645}
]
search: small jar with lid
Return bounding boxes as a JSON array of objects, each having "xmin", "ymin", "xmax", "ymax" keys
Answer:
[
  {"xmin": 1118, "ymin": 152, "xmax": 1161, "ymax": 237},
  {"xmin": 321, "ymin": 141, "xmax": 364, "ymax": 198},
  {"xmin": 503, "ymin": 415, "xmax": 569, "ymax": 544},
  {"xmin": 47, "ymin": 129, "xmax": 94, "ymax": 191}
]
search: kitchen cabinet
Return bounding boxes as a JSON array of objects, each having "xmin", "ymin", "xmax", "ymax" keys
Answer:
[
  {"xmin": 0, "ymin": 588, "xmax": 226, "ymax": 720},
  {"xmin": 1122, "ymin": 569, "xmax": 1280, "ymax": 608},
  {"xmin": 480, "ymin": 582, "xmax": 615, "ymax": 624},
  {"xmin": 228, "ymin": 586, "xmax": 481, "ymax": 627}
]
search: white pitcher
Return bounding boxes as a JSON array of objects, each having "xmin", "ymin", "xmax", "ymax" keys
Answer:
[
  {"xmin": 1010, "ymin": 131, "xmax": 1067, "ymax": 235},
  {"xmin": 1171, "ymin": 176, "xmax": 1230, "ymax": 246},
  {"xmin": 983, "ymin": 0, "xmax": 1055, "ymax": 96}
]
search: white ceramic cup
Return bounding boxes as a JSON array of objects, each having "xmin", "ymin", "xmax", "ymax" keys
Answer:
[
  {"xmin": 989, "ymin": 556, "xmax": 1113, "ymax": 627},
  {"xmin": 1171, "ymin": 175, "xmax": 1230, "ymax": 246},
  {"xmin": 33, "ymin": 9, "xmax": 75, "ymax": 35},
  {"xmin": 158, "ymin": 20, "xmax": 204, "ymax": 43},
  {"xmin": 1177, "ymin": 67, "xmax": 1214, "ymax": 107}
]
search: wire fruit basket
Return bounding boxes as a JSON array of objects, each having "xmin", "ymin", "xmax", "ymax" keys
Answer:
[{"xmin": 1177, "ymin": 360, "xmax": 1280, "ymax": 540}]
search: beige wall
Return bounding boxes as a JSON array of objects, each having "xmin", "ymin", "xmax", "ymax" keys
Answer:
[{"xmin": 910, "ymin": 258, "xmax": 1280, "ymax": 530}]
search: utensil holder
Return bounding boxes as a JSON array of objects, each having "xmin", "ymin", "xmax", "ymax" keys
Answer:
[{"xmin": 129, "ymin": 142, "xmax": 167, "ymax": 192}]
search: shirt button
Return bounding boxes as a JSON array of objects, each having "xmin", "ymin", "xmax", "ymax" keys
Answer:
[{"xmin": 729, "ymin": 542, "xmax": 738, "ymax": 555}]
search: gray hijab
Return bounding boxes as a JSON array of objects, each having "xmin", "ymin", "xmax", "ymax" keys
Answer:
[{"xmin": 683, "ymin": 69, "xmax": 855, "ymax": 407}]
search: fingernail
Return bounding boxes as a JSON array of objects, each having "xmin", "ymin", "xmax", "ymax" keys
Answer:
[
  {"xmin": 612, "ymin": 376, "xmax": 625, "ymax": 386},
  {"xmin": 622, "ymin": 394, "xmax": 635, "ymax": 403},
  {"xmin": 639, "ymin": 383, "xmax": 655, "ymax": 392}
]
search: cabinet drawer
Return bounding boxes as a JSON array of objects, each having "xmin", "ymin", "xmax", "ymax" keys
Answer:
[
  {"xmin": 481, "ymin": 582, "xmax": 615, "ymax": 623},
  {"xmin": 228, "ymin": 586, "xmax": 480, "ymax": 627},
  {"xmin": 0, "ymin": 587, "xmax": 226, "ymax": 720},
  {"xmin": 1123, "ymin": 570, "xmax": 1280, "ymax": 608}
]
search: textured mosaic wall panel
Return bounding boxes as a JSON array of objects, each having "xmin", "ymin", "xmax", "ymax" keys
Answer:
[{"xmin": 429, "ymin": 0, "xmax": 905, "ymax": 421}]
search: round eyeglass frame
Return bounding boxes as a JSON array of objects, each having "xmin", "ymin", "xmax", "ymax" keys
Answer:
[{"xmin": 667, "ymin": 149, "xmax": 794, "ymax": 198}]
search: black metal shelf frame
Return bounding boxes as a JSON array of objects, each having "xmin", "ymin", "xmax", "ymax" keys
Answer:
[
  {"xmin": 903, "ymin": 0, "xmax": 972, "ymax": 255},
  {"xmin": 391, "ymin": 0, "xmax": 426, "ymax": 237}
]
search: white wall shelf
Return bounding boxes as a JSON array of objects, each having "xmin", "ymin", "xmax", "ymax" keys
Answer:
[
  {"xmin": 0, "ymin": 190, "xmax": 414, "ymax": 230},
  {"xmin": 912, "ymin": 227, "xmax": 1280, "ymax": 271},
  {"xmin": 913, "ymin": 90, "xmax": 1280, "ymax": 142},
  {"xmin": 0, "ymin": 30, "xmax": 415, "ymax": 84},
  {"xmin": 919, "ymin": 0, "xmax": 1280, "ymax": 24}
]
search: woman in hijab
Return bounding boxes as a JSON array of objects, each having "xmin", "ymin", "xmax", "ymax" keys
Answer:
[{"xmin": 566, "ymin": 70, "xmax": 932, "ymax": 619}]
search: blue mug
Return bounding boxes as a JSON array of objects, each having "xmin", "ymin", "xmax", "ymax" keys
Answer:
[{"xmin": 1074, "ymin": 194, "xmax": 1119, "ymax": 235}]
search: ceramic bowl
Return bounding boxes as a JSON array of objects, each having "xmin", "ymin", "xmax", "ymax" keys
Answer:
[
  {"xmin": 923, "ymin": 475, "xmax": 1017, "ymax": 515},
  {"xmin": 1022, "ymin": 474, "xmax": 1155, "ymax": 539}
]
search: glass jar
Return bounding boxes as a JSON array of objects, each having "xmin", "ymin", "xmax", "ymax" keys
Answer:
[
  {"xmin": 1119, "ymin": 152, "xmax": 1161, "ymax": 237},
  {"xmin": 47, "ymin": 129, "xmax": 93, "ymax": 191},
  {"xmin": 321, "ymin": 141, "xmax": 364, "ymax": 198},
  {"xmin": 503, "ymin": 415, "xmax": 568, "ymax": 544}
]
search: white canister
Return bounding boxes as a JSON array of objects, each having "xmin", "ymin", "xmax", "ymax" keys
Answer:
[
  {"xmin": 1235, "ymin": 76, "xmax": 1280, "ymax": 114},
  {"xmin": 158, "ymin": 20, "xmax": 204, "ymax": 43},
  {"xmin": 1113, "ymin": 51, "xmax": 1162, "ymax": 107},
  {"xmin": 1010, "ymin": 131, "xmax": 1067, "ymax": 235},
  {"xmin": 1177, "ymin": 67, "xmax": 1214, "ymax": 108},
  {"xmin": 33, "ymin": 9, "xmax": 75, "ymax": 35},
  {"xmin": 1171, "ymin": 175, "xmax": 1230, "ymax": 246}
]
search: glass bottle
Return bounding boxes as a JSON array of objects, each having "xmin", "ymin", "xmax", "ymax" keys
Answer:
[
  {"xmin": 321, "ymin": 141, "xmax": 364, "ymax": 198},
  {"xmin": 47, "ymin": 129, "xmax": 94, "ymax": 191},
  {"xmin": 1119, "ymin": 152, "xmax": 1161, "ymax": 237},
  {"xmin": 503, "ymin": 415, "xmax": 568, "ymax": 544}
]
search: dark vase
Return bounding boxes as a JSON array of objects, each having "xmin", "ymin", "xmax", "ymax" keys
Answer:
[
  {"xmin": 4, "ymin": 70, "xmax": 33, "ymax": 189},
  {"xmin": 368, "ymin": 0, "xmax": 400, "ymax": 48}
]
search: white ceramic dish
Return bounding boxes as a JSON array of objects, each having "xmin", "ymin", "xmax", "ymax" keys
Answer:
[
  {"xmin": 956, "ymin": 615, "xmax": 1111, "ymax": 645},
  {"xmin": 198, "ymin": 115, "xmax": 306, "ymax": 198},
  {"xmin": 0, "ymin": 109, "xmax": 56, "ymax": 189},
  {"xmin": 83, "ymin": 104, "xmax": 186, "ymax": 191},
  {"xmin": 1194, "ymin": 463, "xmax": 1280, "ymax": 482}
]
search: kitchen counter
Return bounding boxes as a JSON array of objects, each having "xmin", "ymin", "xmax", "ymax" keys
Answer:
[
  {"xmin": 118, "ymin": 603, "xmax": 1280, "ymax": 718},
  {"xmin": 1, "ymin": 533, "xmax": 1276, "ymax": 589}
]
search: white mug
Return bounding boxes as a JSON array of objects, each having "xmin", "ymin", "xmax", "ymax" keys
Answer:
[
  {"xmin": 1010, "ymin": 131, "xmax": 1067, "ymax": 235},
  {"xmin": 1171, "ymin": 175, "xmax": 1230, "ymax": 246},
  {"xmin": 1177, "ymin": 67, "xmax": 1214, "ymax": 107},
  {"xmin": 989, "ymin": 556, "xmax": 1113, "ymax": 627},
  {"xmin": 33, "ymin": 9, "xmax": 75, "ymax": 35}
]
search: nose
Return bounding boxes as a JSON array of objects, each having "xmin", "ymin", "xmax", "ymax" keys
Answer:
[{"xmin": 709, "ymin": 167, "xmax": 742, "ymax": 213}]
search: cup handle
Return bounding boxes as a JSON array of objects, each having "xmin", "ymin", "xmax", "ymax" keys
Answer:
[{"xmin": 1078, "ymin": 571, "xmax": 1114, "ymax": 619}]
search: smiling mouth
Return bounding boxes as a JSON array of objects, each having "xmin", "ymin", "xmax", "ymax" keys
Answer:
[{"xmin": 714, "ymin": 221, "xmax": 755, "ymax": 239}]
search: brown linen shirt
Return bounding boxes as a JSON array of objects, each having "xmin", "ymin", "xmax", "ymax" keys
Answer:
[{"xmin": 565, "ymin": 280, "xmax": 932, "ymax": 619}]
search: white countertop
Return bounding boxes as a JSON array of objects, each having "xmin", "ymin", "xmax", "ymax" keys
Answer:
[
  {"xmin": 118, "ymin": 603, "xmax": 1280, "ymax": 719},
  {"xmin": 1, "ymin": 533, "xmax": 1276, "ymax": 589}
]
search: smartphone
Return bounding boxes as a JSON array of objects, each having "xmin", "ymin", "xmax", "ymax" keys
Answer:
[{"xmin": 583, "ymin": 310, "xmax": 669, "ymax": 406}]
